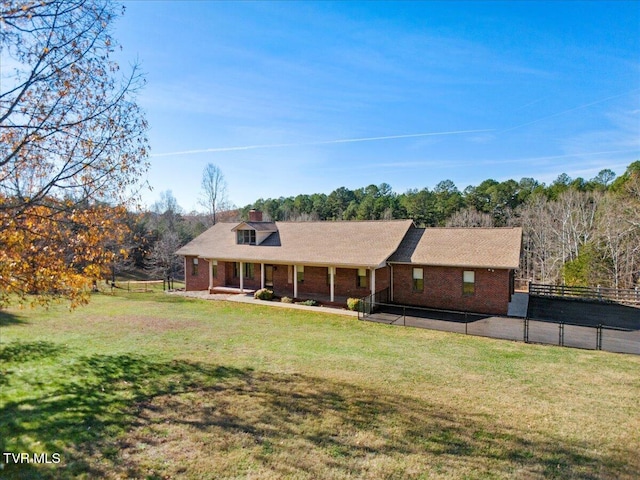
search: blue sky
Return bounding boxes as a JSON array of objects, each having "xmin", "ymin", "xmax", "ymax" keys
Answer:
[{"xmin": 113, "ymin": 1, "xmax": 640, "ymax": 211}]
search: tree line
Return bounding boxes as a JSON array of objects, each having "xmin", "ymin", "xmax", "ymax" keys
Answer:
[
  {"xmin": 138, "ymin": 161, "xmax": 639, "ymax": 291},
  {"xmin": 236, "ymin": 163, "xmax": 639, "ymax": 289}
]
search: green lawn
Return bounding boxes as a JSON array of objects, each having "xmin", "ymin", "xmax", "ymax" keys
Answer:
[{"xmin": 1, "ymin": 292, "xmax": 639, "ymax": 479}]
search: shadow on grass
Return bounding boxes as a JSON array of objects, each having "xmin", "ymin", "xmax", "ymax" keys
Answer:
[
  {"xmin": 0, "ymin": 310, "xmax": 28, "ymax": 327},
  {"xmin": 0, "ymin": 341, "xmax": 66, "ymax": 363},
  {"xmin": 0, "ymin": 353, "xmax": 249, "ymax": 479},
  {"xmin": 0, "ymin": 341, "xmax": 66, "ymax": 389},
  {"xmin": 2, "ymin": 353, "xmax": 636, "ymax": 479}
]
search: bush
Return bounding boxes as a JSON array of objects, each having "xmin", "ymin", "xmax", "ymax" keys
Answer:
[
  {"xmin": 254, "ymin": 288, "xmax": 273, "ymax": 300},
  {"xmin": 296, "ymin": 299, "xmax": 318, "ymax": 307},
  {"xmin": 347, "ymin": 298, "xmax": 362, "ymax": 311},
  {"xmin": 280, "ymin": 296, "xmax": 293, "ymax": 304}
]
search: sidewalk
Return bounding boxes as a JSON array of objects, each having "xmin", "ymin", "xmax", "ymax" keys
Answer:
[{"xmin": 167, "ymin": 290, "xmax": 359, "ymax": 317}]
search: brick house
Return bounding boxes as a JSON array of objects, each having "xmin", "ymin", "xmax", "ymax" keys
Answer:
[
  {"xmin": 176, "ymin": 211, "xmax": 522, "ymax": 315},
  {"xmin": 387, "ymin": 227, "xmax": 522, "ymax": 315}
]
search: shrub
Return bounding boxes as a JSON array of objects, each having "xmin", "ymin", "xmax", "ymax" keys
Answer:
[
  {"xmin": 297, "ymin": 299, "xmax": 318, "ymax": 307},
  {"xmin": 254, "ymin": 288, "xmax": 273, "ymax": 300},
  {"xmin": 280, "ymin": 296, "xmax": 293, "ymax": 304},
  {"xmin": 347, "ymin": 298, "xmax": 362, "ymax": 311}
]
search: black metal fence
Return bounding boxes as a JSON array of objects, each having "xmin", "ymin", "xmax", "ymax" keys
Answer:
[
  {"xmin": 358, "ymin": 300, "xmax": 639, "ymax": 355},
  {"xmin": 358, "ymin": 287, "xmax": 390, "ymax": 316}
]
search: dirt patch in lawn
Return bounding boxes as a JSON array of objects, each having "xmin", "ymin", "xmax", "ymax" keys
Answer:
[{"xmin": 56, "ymin": 315, "xmax": 204, "ymax": 334}]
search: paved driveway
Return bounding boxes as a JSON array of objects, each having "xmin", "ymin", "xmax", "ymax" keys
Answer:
[{"xmin": 365, "ymin": 305, "xmax": 639, "ymax": 355}]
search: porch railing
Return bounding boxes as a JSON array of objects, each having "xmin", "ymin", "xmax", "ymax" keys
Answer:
[
  {"xmin": 529, "ymin": 283, "xmax": 640, "ymax": 306},
  {"xmin": 358, "ymin": 287, "xmax": 390, "ymax": 319}
]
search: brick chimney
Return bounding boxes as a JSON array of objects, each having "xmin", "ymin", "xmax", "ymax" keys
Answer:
[{"xmin": 248, "ymin": 209, "xmax": 263, "ymax": 222}]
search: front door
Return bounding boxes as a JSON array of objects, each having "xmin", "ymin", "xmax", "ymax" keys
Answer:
[{"xmin": 265, "ymin": 265, "xmax": 274, "ymax": 287}]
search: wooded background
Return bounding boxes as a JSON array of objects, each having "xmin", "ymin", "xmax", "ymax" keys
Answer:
[{"xmin": 140, "ymin": 162, "xmax": 639, "ymax": 291}]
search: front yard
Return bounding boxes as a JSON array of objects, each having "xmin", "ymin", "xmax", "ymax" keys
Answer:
[{"xmin": 1, "ymin": 291, "xmax": 638, "ymax": 479}]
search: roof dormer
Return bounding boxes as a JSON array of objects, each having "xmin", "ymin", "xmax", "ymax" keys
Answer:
[
  {"xmin": 231, "ymin": 220, "xmax": 278, "ymax": 245},
  {"xmin": 236, "ymin": 228, "xmax": 256, "ymax": 245}
]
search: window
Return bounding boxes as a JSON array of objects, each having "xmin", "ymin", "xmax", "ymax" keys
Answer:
[
  {"xmin": 463, "ymin": 270, "xmax": 475, "ymax": 295},
  {"xmin": 237, "ymin": 229, "xmax": 256, "ymax": 245},
  {"xmin": 412, "ymin": 267, "xmax": 424, "ymax": 292},
  {"xmin": 191, "ymin": 258, "xmax": 199, "ymax": 276},
  {"xmin": 297, "ymin": 265, "xmax": 304, "ymax": 283},
  {"xmin": 244, "ymin": 262, "xmax": 254, "ymax": 279},
  {"xmin": 211, "ymin": 260, "xmax": 218, "ymax": 278},
  {"xmin": 233, "ymin": 262, "xmax": 240, "ymax": 278},
  {"xmin": 357, "ymin": 268, "xmax": 368, "ymax": 288}
]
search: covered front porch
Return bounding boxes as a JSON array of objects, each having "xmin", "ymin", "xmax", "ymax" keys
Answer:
[{"xmin": 205, "ymin": 259, "xmax": 387, "ymax": 304}]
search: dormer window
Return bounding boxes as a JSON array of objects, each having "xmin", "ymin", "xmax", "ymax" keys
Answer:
[
  {"xmin": 231, "ymin": 220, "xmax": 277, "ymax": 245},
  {"xmin": 237, "ymin": 229, "xmax": 256, "ymax": 245}
]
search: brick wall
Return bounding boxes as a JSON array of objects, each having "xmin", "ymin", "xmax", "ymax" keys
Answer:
[
  {"xmin": 243, "ymin": 263, "xmax": 262, "ymax": 290},
  {"xmin": 271, "ymin": 264, "xmax": 292, "ymax": 297},
  {"xmin": 184, "ymin": 256, "xmax": 210, "ymax": 291},
  {"xmin": 268, "ymin": 264, "xmax": 382, "ymax": 300},
  {"xmin": 297, "ymin": 266, "xmax": 330, "ymax": 297},
  {"xmin": 334, "ymin": 268, "xmax": 374, "ymax": 299},
  {"xmin": 392, "ymin": 264, "xmax": 512, "ymax": 315},
  {"xmin": 223, "ymin": 261, "xmax": 262, "ymax": 290},
  {"xmin": 376, "ymin": 266, "xmax": 390, "ymax": 292},
  {"xmin": 210, "ymin": 260, "xmax": 227, "ymax": 290}
]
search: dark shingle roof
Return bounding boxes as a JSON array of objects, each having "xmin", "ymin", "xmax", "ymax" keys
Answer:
[
  {"xmin": 176, "ymin": 220, "xmax": 414, "ymax": 267},
  {"xmin": 388, "ymin": 227, "xmax": 522, "ymax": 269}
]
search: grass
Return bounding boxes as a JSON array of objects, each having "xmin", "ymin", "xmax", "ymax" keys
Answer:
[{"xmin": 1, "ymin": 291, "xmax": 639, "ymax": 479}]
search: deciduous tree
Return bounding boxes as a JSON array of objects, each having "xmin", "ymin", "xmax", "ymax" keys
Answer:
[
  {"xmin": 199, "ymin": 163, "xmax": 228, "ymax": 226},
  {"xmin": 0, "ymin": 0, "xmax": 148, "ymax": 306}
]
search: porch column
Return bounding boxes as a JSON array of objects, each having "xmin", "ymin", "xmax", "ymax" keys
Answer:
[
  {"xmin": 329, "ymin": 266, "xmax": 335, "ymax": 303},
  {"xmin": 293, "ymin": 264, "xmax": 298, "ymax": 298},
  {"xmin": 370, "ymin": 267, "xmax": 376, "ymax": 297},
  {"xmin": 208, "ymin": 258, "xmax": 213, "ymax": 290},
  {"xmin": 183, "ymin": 257, "xmax": 187, "ymax": 288},
  {"xmin": 260, "ymin": 263, "xmax": 265, "ymax": 289},
  {"xmin": 239, "ymin": 261, "xmax": 244, "ymax": 293}
]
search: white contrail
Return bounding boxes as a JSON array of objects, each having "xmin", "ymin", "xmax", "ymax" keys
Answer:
[
  {"xmin": 151, "ymin": 128, "xmax": 494, "ymax": 157},
  {"xmin": 500, "ymin": 89, "xmax": 639, "ymax": 134}
]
